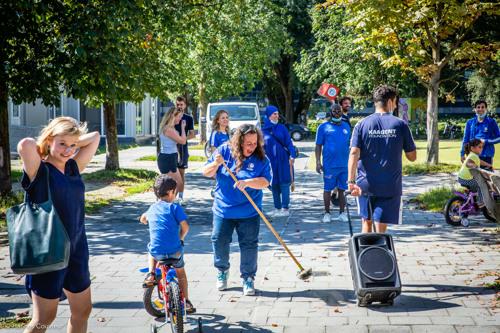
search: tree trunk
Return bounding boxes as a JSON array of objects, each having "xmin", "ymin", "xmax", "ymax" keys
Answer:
[
  {"xmin": 274, "ymin": 55, "xmax": 294, "ymax": 123},
  {"xmin": 0, "ymin": 80, "xmax": 12, "ymax": 196},
  {"xmin": 199, "ymin": 72, "xmax": 208, "ymax": 143},
  {"xmin": 426, "ymin": 71, "xmax": 440, "ymax": 165},
  {"xmin": 294, "ymin": 89, "xmax": 312, "ymax": 124},
  {"xmin": 103, "ymin": 101, "xmax": 120, "ymax": 170}
]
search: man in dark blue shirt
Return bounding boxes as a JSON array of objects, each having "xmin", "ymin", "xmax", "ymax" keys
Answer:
[
  {"xmin": 461, "ymin": 100, "xmax": 500, "ymax": 170},
  {"xmin": 174, "ymin": 96, "xmax": 195, "ymax": 204},
  {"xmin": 348, "ymin": 85, "xmax": 417, "ymax": 233}
]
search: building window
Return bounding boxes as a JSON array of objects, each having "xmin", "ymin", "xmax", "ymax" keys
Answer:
[
  {"xmin": 49, "ymin": 105, "xmax": 61, "ymax": 120},
  {"xmin": 136, "ymin": 102, "xmax": 143, "ymax": 135},
  {"xmin": 115, "ymin": 103, "xmax": 125, "ymax": 135},
  {"xmin": 12, "ymin": 104, "xmax": 20, "ymax": 118}
]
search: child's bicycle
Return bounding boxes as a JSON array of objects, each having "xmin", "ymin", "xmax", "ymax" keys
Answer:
[
  {"xmin": 141, "ymin": 258, "xmax": 185, "ymax": 333},
  {"xmin": 444, "ymin": 188, "xmax": 497, "ymax": 227}
]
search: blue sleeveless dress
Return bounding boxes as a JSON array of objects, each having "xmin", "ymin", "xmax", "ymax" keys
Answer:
[{"xmin": 21, "ymin": 159, "xmax": 91, "ymax": 299}]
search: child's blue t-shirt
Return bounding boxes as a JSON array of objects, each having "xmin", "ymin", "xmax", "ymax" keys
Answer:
[
  {"xmin": 315, "ymin": 121, "xmax": 351, "ymax": 169},
  {"xmin": 146, "ymin": 201, "xmax": 187, "ymax": 257},
  {"xmin": 209, "ymin": 131, "xmax": 230, "ymax": 148},
  {"xmin": 350, "ymin": 112, "xmax": 416, "ymax": 197}
]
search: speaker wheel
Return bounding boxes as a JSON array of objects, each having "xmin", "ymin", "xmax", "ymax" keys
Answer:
[
  {"xmin": 357, "ymin": 296, "xmax": 370, "ymax": 307},
  {"xmin": 382, "ymin": 299, "xmax": 394, "ymax": 306}
]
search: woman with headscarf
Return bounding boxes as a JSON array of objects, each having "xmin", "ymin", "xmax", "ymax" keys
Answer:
[{"xmin": 262, "ymin": 105, "xmax": 297, "ymax": 217}]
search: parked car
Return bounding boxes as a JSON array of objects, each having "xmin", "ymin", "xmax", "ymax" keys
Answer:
[
  {"xmin": 259, "ymin": 111, "xmax": 310, "ymax": 141},
  {"xmin": 202, "ymin": 101, "xmax": 261, "ymax": 157}
]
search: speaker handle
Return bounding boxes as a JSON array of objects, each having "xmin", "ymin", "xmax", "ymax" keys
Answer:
[
  {"xmin": 344, "ymin": 191, "xmax": 376, "ymax": 235},
  {"xmin": 344, "ymin": 191, "xmax": 354, "ymax": 237}
]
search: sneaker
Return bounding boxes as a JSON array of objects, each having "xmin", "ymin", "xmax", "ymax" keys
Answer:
[
  {"xmin": 268, "ymin": 208, "xmax": 281, "ymax": 217},
  {"xmin": 242, "ymin": 277, "xmax": 255, "ymax": 296},
  {"xmin": 322, "ymin": 213, "xmax": 331, "ymax": 223},
  {"xmin": 216, "ymin": 270, "xmax": 229, "ymax": 291},
  {"xmin": 338, "ymin": 212, "xmax": 348, "ymax": 223},
  {"xmin": 280, "ymin": 209, "xmax": 290, "ymax": 217},
  {"xmin": 185, "ymin": 299, "xmax": 196, "ymax": 314}
]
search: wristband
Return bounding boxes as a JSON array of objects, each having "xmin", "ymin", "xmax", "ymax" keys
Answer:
[{"xmin": 347, "ymin": 180, "xmax": 356, "ymax": 185}]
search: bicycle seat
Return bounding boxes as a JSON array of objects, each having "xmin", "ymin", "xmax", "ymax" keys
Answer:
[{"xmin": 157, "ymin": 258, "xmax": 180, "ymax": 266}]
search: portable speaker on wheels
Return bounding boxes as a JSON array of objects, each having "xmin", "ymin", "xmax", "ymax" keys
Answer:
[{"xmin": 345, "ymin": 193, "xmax": 401, "ymax": 307}]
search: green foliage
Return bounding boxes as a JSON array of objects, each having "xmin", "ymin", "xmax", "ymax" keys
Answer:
[
  {"xmin": 0, "ymin": 1, "xmax": 65, "ymax": 106},
  {"xmin": 82, "ymin": 168, "xmax": 157, "ymax": 182},
  {"xmin": 136, "ymin": 155, "xmax": 206, "ymax": 162},
  {"xmin": 136, "ymin": 155, "xmax": 157, "ymax": 161},
  {"xmin": 10, "ymin": 170, "xmax": 23, "ymax": 182},
  {"xmin": 0, "ymin": 191, "xmax": 24, "ymax": 230},
  {"xmin": 307, "ymin": 120, "xmax": 323, "ymax": 136},
  {"xmin": 0, "ymin": 316, "xmax": 31, "ymax": 329},
  {"xmin": 413, "ymin": 186, "xmax": 456, "ymax": 212},
  {"xmin": 466, "ymin": 69, "xmax": 500, "ymax": 109},
  {"xmin": 296, "ymin": 5, "xmax": 424, "ymax": 100},
  {"xmin": 189, "ymin": 155, "xmax": 206, "ymax": 162},
  {"xmin": 85, "ymin": 197, "xmax": 113, "ymax": 215},
  {"xmin": 403, "ymin": 163, "xmax": 459, "ymax": 176}
]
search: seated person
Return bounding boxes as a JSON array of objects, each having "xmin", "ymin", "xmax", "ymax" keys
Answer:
[{"xmin": 457, "ymin": 139, "xmax": 493, "ymax": 208}]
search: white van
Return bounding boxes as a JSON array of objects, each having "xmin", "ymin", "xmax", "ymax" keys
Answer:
[{"xmin": 203, "ymin": 102, "xmax": 260, "ymax": 155}]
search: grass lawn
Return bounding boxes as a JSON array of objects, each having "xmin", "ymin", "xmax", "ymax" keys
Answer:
[
  {"xmin": 411, "ymin": 186, "xmax": 457, "ymax": 212},
  {"xmin": 0, "ymin": 316, "xmax": 31, "ymax": 329},
  {"xmin": 96, "ymin": 143, "xmax": 138, "ymax": 155},
  {"xmin": 136, "ymin": 155, "xmax": 206, "ymax": 162}
]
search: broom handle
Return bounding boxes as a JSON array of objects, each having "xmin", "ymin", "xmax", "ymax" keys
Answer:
[{"xmin": 221, "ymin": 160, "xmax": 304, "ymax": 271}]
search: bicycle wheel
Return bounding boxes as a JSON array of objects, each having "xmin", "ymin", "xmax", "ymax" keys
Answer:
[
  {"xmin": 444, "ymin": 196, "xmax": 465, "ymax": 226},
  {"xmin": 168, "ymin": 282, "xmax": 184, "ymax": 333},
  {"xmin": 143, "ymin": 285, "xmax": 165, "ymax": 318},
  {"xmin": 204, "ymin": 141, "xmax": 211, "ymax": 158}
]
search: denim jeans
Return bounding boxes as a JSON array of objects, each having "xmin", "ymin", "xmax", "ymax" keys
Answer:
[
  {"xmin": 211, "ymin": 214, "xmax": 260, "ymax": 279},
  {"xmin": 271, "ymin": 183, "xmax": 291, "ymax": 209}
]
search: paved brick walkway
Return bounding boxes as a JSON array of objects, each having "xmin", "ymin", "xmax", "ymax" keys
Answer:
[
  {"xmin": 1, "ymin": 167, "xmax": 499, "ymax": 333},
  {"xmin": 2, "ymin": 142, "xmax": 498, "ymax": 332}
]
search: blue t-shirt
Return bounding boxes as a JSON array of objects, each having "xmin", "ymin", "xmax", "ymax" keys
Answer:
[
  {"xmin": 315, "ymin": 120, "xmax": 351, "ymax": 169},
  {"xmin": 461, "ymin": 116, "xmax": 500, "ymax": 158},
  {"xmin": 207, "ymin": 143, "xmax": 272, "ymax": 219},
  {"xmin": 146, "ymin": 201, "xmax": 187, "ymax": 257},
  {"xmin": 209, "ymin": 131, "xmax": 230, "ymax": 148},
  {"xmin": 351, "ymin": 112, "xmax": 416, "ymax": 197}
]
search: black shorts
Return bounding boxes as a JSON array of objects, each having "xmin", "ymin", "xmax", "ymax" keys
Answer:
[
  {"xmin": 177, "ymin": 146, "xmax": 189, "ymax": 169},
  {"xmin": 158, "ymin": 153, "xmax": 177, "ymax": 173}
]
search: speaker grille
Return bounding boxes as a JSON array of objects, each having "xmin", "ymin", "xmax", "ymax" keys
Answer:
[{"xmin": 358, "ymin": 246, "xmax": 395, "ymax": 281}]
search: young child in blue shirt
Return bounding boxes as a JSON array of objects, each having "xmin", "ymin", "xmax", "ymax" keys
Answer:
[{"xmin": 140, "ymin": 174, "xmax": 195, "ymax": 313}]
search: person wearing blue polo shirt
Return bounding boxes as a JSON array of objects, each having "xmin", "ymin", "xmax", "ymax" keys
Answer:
[
  {"xmin": 208, "ymin": 109, "xmax": 231, "ymax": 154},
  {"xmin": 461, "ymin": 100, "xmax": 500, "ymax": 170},
  {"xmin": 202, "ymin": 124, "xmax": 272, "ymax": 296},
  {"xmin": 316, "ymin": 104, "xmax": 351, "ymax": 223},
  {"xmin": 348, "ymin": 85, "xmax": 417, "ymax": 233}
]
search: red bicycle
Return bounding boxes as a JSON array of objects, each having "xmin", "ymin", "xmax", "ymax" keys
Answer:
[{"xmin": 142, "ymin": 258, "xmax": 185, "ymax": 333}]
